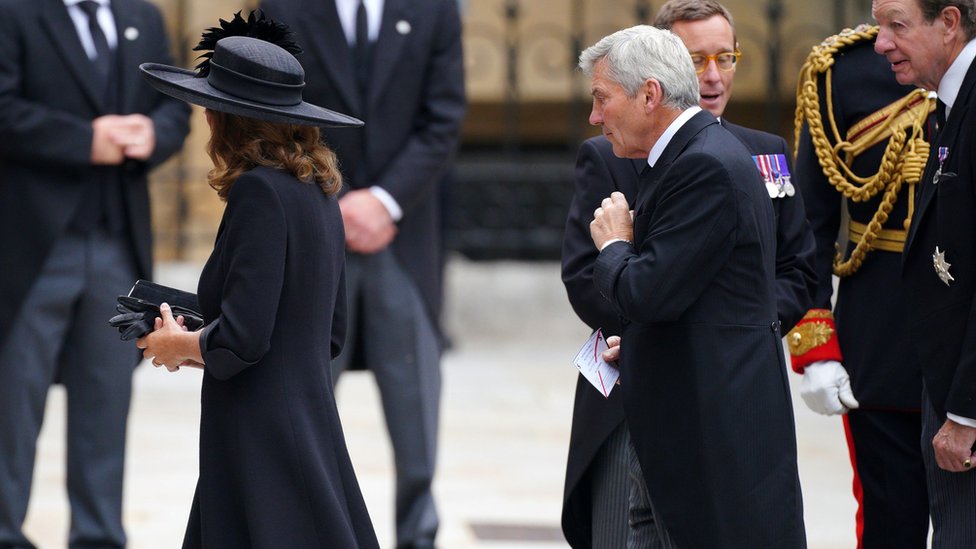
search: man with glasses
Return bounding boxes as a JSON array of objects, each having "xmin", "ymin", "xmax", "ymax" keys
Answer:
[{"xmin": 560, "ymin": 1, "xmax": 816, "ymax": 547}]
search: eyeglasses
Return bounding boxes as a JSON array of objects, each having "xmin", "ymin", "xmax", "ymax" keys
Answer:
[{"xmin": 689, "ymin": 50, "xmax": 741, "ymax": 74}]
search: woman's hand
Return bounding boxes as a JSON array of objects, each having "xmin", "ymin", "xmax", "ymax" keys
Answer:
[{"xmin": 135, "ymin": 303, "xmax": 204, "ymax": 372}]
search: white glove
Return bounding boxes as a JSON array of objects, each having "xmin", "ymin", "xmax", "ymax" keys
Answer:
[{"xmin": 800, "ymin": 360, "xmax": 860, "ymax": 416}]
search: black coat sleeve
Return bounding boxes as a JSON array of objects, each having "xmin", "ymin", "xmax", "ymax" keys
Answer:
[
  {"xmin": 0, "ymin": 1, "xmax": 94, "ymax": 168},
  {"xmin": 140, "ymin": 3, "xmax": 191, "ymax": 169},
  {"xmin": 331, "ymin": 265, "xmax": 346, "ymax": 360},
  {"xmin": 771, "ymin": 140, "xmax": 818, "ymax": 331},
  {"xmin": 561, "ymin": 139, "xmax": 624, "ymax": 335},
  {"xmin": 724, "ymin": 123, "xmax": 817, "ymax": 330},
  {"xmin": 595, "ymin": 152, "xmax": 737, "ymax": 323},
  {"xmin": 201, "ymin": 173, "xmax": 287, "ymax": 381}
]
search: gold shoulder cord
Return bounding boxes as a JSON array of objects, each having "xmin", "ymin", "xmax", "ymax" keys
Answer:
[{"xmin": 794, "ymin": 24, "xmax": 935, "ymax": 277}]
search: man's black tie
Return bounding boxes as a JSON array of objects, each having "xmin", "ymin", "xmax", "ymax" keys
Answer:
[
  {"xmin": 74, "ymin": 0, "xmax": 126, "ymax": 234},
  {"xmin": 640, "ymin": 163, "xmax": 652, "ymax": 180},
  {"xmin": 78, "ymin": 1, "xmax": 112, "ymax": 95},
  {"xmin": 936, "ymin": 99, "xmax": 948, "ymax": 134},
  {"xmin": 354, "ymin": 0, "xmax": 371, "ymax": 95}
]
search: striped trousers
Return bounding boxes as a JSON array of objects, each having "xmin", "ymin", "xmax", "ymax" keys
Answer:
[
  {"xmin": 588, "ymin": 424, "xmax": 678, "ymax": 548},
  {"xmin": 627, "ymin": 440, "xmax": 677, "ymax": 548}
]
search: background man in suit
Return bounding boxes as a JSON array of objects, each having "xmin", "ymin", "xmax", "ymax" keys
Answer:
[
  {"xmin": 0, "ymin": 0, "xmax": 190, "ymax": 547},
  {"xmin": 792, "ymin": 23, "xmax": 935, "ymax": 548},
  {"xmin": 581, "ymin": 24, "xmax": 805, "ymax": 547},
  {"xmin": 872, "ymin": 0, "xmax": 976, "ymax": 544},
  {"xmin": 257, "ymin": 1, "xmax": 465, "ymax": 546},
  {"xmin": 560, "ymin": 2, "xmax": 816, "ymax": 546}
]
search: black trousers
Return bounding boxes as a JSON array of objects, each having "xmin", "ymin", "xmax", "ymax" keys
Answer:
[
  {"xmin": 332, "ymin": 250, "xmax": 441, "ymax": 548},
  {"xmin": 0, "ymin": 230, "xmax": 137, "ymax": 549},
  {"xmin": 844, "ymin": 408, "xmax": 929, "ymax": 548}
]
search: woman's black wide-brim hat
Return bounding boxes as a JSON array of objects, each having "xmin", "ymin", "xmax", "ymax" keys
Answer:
[{"xmin": 140, "ymin": 35, "xmax": 362, "ymax": 128}]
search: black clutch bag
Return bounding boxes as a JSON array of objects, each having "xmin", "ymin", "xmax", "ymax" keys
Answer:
[{"xmin": 108, "ymin": 280, "xmax": 204, "ymax": 341}]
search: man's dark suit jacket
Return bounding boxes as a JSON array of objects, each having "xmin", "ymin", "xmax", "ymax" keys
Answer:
[
  {"xmin": 260, "ymin": 0, "xmax": 466, "ymax": 327},
  {"xmin": 592, "ymin": 110, "xmax": 806, "ymax": 547},
  {"xmin": 0, "ymin": 0, "xmax": 190, "ymax": 347},
  {"xmin": 903, "ymin": 55, "xmax": 976, "ymax": 420},
  {"xmin": 560, "ymin": 124, "xmax": 815, "ymax": 547}
]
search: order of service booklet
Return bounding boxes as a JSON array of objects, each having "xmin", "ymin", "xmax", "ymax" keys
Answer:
[{"xmin": 573, "ymin": 329, "xmax": 620, "ymax": 398}]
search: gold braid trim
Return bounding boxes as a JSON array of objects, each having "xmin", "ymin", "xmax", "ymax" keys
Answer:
[
  {"xmin": 794, "ymin": 24, "xmax": 935, "ymax": 277},
  {"xmin": 788, "ymin": 320, "xmax": 836, "ymax": 356},
  {"xmin": 799, "ymin": 309, "xmax": 833, "ymax": 320}
]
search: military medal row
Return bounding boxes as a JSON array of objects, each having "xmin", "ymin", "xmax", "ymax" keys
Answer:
[{"xmin": 752, "ymin": 153, "xmax": 795, "ymax": 198}]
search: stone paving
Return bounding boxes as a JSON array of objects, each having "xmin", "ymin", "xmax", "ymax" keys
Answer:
[{"xmin": 23, "ymin": 258, "xmax": 859, "ymax": 548}]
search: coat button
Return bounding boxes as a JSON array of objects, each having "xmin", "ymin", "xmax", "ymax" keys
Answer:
[{"xmin": 771, "ymin": 321, "xmax": 780, "ymax": 333}]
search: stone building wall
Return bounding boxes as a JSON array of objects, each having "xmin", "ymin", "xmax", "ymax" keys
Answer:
[{"xmin": 147, "ymin": 0, "xmax": 869, "ymax": 261}]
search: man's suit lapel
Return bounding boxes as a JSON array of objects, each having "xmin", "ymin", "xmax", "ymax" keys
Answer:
[
  {"xmin": 303, "ymin": 0, "xmax": 361, "ymax": 114},
  {"xmin": 112, "ymin": 0, "xmax": 141, "ymax": 113},
  {"xmin": 906, "ymin": 58, "xmax": 976, "ymax": 254},
  {"xmin": 633, "ymin": 165, "xmax": 656, "ymax": 215},
  {"xmin": 368, "ymin": 0, "xmax": 410, "ymax": 106},
  {"xmin": 634, "ymin": 111, "xmax": 717, "ymax": 211},
  {"xmin": 40, "ymin": 0, "xmax": 104, "ymax": 112},
  {"xmin": 656, "ymin": 110, "xmax": 715, "ymax": 169},
  {"xmin": 629, "ymin": 158, "xmax": 646, "ymax": 177}
]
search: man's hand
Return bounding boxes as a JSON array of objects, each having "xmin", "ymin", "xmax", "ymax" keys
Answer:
[
  {"xmin": 601, "ymin": 335, "xmax": 621, "ymax": 362},
  {"xmin": 933, "ymin": 418, "xmax": 976, "ymax": 472},
  {"xmin": 109, "ymin": 114, "xmax": 156, "ymax": 160},
  {"xmin": 339, "ymin": 189, "xmax": 397, "ymax": 253},
  {"xmin": 92, "ymin": 115, "xmax": 157, "ymax": 164},
  {"xmin": 800, "ymin": 360, "xmax": 860, "ymax": 415},
  {"xmin": 91, "ymin": 115, "xmax": 126, "ymax": 165},
  {"xmin": 590, "ymin": 191, "xmax": 634, "ymax": 250},
  {"xmin": 602, "ymin": 335, "xmax": 622, "ymax": 386}
]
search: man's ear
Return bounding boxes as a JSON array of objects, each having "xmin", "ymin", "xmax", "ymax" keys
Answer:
[
  {"xmin": 641, "ymin": 78, "xmax": 663, "ymax": 113},
  {"xmin": 941, "ymin": 6, "xmax": 962, "ymax": 42}
]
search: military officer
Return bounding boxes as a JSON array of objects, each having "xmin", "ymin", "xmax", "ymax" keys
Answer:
[{"xmin": 791, "ymin": 23, "xmax": 935, "ymax": 548}]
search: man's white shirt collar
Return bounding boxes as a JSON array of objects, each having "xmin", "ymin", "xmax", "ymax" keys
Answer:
[
  {"xmin": 336, "ymin": 0, "xmax": 385, "ymax": 45},
  {"xmin": 64, "ymin": 0, "xmax": 117, "ymax": 58},
  {"xmin": 938, "ymin": 38, "xmax": 976, "ymax": 117},
  {"xmin": 647, "ymin": 106, "xmax": 702, "ymax": 169}
]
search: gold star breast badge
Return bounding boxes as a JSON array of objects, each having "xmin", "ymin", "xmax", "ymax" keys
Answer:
[{"xmin": 933, "ymin": 246, "xmax": 955, "ymax": 286}]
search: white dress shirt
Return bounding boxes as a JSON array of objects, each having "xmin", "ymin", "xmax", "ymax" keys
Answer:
[
  {"xmin": 334, "ymin": 0, "xmax": 401, "ymax": 220},
  {"xmin": 64, "ymin": 0, "xmax": 117, "ymax": 60},
  {"xmin": 937, "ymin": 38, "xmax": 976, "ymax": 120},
  {"xmin": 335, "ymin": 0, "xmax": 384, "ymax": 46}
]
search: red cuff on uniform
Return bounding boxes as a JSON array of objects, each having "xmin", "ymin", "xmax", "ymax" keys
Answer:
[{"xmin": 786, "ymin": 309, "xmax": 843, "ymax": 374}]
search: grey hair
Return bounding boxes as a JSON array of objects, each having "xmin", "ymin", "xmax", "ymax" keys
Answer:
[
  {"xmin": 918, "ymin": 0, "xmax": 976, "ymax": 39},
  {"xmin": 579, "ymin": 25, "xmax": 699, "ymax": 110}
]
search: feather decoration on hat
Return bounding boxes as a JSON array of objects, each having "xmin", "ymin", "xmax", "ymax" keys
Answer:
[{"xmin": 193, "ymin": 11, "xmax": 303, "ymax": 76}]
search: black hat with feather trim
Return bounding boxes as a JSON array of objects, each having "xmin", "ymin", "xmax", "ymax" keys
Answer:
[{"xmin": 140, "ymin": 11, "xmax": 362, "ymax": 127}]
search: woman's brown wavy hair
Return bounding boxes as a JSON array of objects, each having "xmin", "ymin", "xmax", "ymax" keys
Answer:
[{"xmin": 205, "ymin": 109, "xmax": 343, "ymax": 200}]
